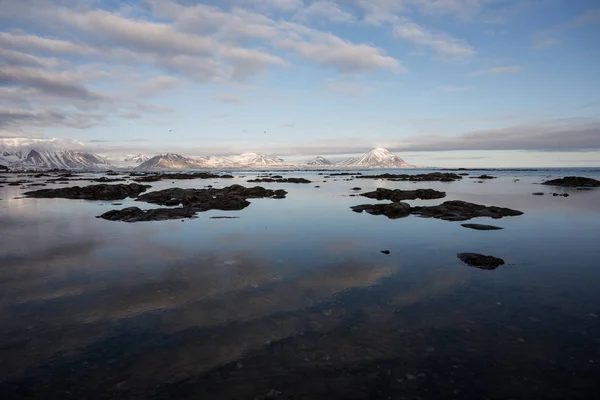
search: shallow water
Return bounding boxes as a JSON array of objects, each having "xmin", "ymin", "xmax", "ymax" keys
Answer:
[{"xmin": 1, "ymin": 168, "xmax": 600, "ymax": 399}]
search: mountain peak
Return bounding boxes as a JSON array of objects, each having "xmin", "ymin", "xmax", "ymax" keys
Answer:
[{"xmin": 339, "ymin": 147, "xmax": 410, "ymax": 168}]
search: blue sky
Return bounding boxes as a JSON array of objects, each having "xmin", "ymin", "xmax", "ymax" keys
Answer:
[{"xmin": 0, "ymin": 0, "xmax": 599, "ymax": 166}]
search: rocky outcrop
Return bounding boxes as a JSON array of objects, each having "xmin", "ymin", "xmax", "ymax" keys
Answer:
[
  {"xmin": 457, "ymin": 253, "xmax": 505, "ymax": 270},
  {"xmin": 247, "ymin": 178, "xmax": 312, "ymax": 184},
  {"xmin": 360, "ymin": 188, "xmax": 445, "ymax": 201},
  {"xmin": 542, "ymin": 176, "xmax": 600, "ymax": 187},
  {"xmin": 24, "ymin": 183, "xmax": 151, "ymax": 200},
  {"xmin": 351, "ymin": 202, "xmax": 411, "ymax": 219},
  {"xmin": 358, "ymin": 172, "xmax": 463, "ymax": 182},
  {"xmin": 471, "ymin": 174, "xmax": 496, "ymax": 180},
  {"xmin": 411, "ymin": 201, "xmax": 523, "ymax": 221},
  {"xmin": 99, "ymin": 185, "xmax": 287, "ymax": 221},
  {"xmin": 98, "ymin": 207, "xmax": 197, "ymax": 222},
  {"xmin": 461, "ymin": 224, "xmax": 504, "ymax": 230},
  {"xmin": 137, "ymin": 184, "xmax": 286, "ymax": 207}
]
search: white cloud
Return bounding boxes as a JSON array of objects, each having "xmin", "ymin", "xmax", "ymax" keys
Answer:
[
  {"xmin": 277, "ymin": 32, "xmax": 402, "ymax": 72},
  {"xmin": 393, "ymin": 18, "xmax": 476, "ymax": 60},
  {"xmin": 471, "ymin": 65, "xmax": 521, "ymax": 75},
  {"xmin": 295, "ymin": 1, "xmax": 356, "ymax": 23}
]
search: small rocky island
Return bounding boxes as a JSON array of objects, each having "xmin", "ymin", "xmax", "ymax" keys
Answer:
[
  {"xmin": 24, "ymin": 183, "xmax": 151, "ymax": 200},
  {"xmin": 98, "ymin": 185, "xmax": 287, "ymax": 222},
  {"xmin": 542, "ymin": 176, "xmax": 600, "ymax": 187}
]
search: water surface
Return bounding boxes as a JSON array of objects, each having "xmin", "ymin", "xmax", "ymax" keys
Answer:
[{"xmin": 1, "ymin": 168, "xmax": 600, "ymax": 399}]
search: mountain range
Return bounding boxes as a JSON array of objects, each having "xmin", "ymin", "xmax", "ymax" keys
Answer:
[{"xmin": 0, "ymin": 139, "xmax": 412, "ymax": 170}]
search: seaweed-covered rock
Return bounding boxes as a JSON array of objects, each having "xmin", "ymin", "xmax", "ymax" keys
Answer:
[
  {"xmin": 98, "ymin": 207, "xmax": 197, "ymax": 222},
  {"xmin": 542, "ymin": 176, "xmax": 600, "ymax": 187},
  {"xmin": 24, "ymin": 183, "xmax": 151, "ymax": 200},
  {"xmin": 351, "ymin": 202, "xmax": 411, "ymax": 219},
  {"xmin": 411, "ymin": 200, "xmax": 523, "ymax": 221},
  {"xmin": 358, "ymin": 172, "xmax": 462, "ymax": 182},
  {"xmin": 361, "ymin": 188, "xmax": 445, "ymax": 201},
  {"xmin": 458, "ymin": 253, "xmax": 505, "ymax": 270}
]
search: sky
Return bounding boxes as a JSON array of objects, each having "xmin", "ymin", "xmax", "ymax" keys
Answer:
[{"xmin": 0, "ymin": 0, "xmax": 599, "ymax": 167}]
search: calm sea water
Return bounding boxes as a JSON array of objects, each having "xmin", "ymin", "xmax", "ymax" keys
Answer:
[{"xmin": 1, "ymin": 168, "xmax": 600, "ymax": 399}]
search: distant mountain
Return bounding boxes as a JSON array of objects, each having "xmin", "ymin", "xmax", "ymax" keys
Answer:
[
  {"xmin": 123, "ymin": 154, "xmax": 149, "ymax": 164},
  {"xmin": 0, "ymin": 138, "xmax": 108, "ymax": 170},
  {"xmin": 136, "ymin": 153, "xmax": 208, "ymax": 170},
  {"xmin": 227, "ymin": 152, "xmax": 291, "ymax": 167},
  {"xmin": 338, "ymin": 148, "xmax": 410, "ymax": 168},
  {"xmin": 306, "ymin": 156, "xmax": 332, "ymax": 166}
]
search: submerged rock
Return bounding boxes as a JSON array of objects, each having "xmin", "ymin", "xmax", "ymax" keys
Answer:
[
  {"xmin": 358, "ymin": 172, "xmax": 463, "ymax": 182},
  {"xmin": 98, "ymin": 207, "xmax": 197, "ymax": 222},
  {"xmin": 89, "ymin": 177, "xmax": 127, "ymax": 183},
  {"xmin": 457, "ymin": 253, "xmax": 505, "ymax": 269},
  {"xmin": 247, "ymin": 177, "xmax": 311, "ymax": 184},
  {"xmin": 542, "ymin": 176, "xmax": 600, "ymax": 187},
  {"xmin": 351, "ymin": 202, "xmax": 411, "ymax": 219},
  {"xmin": 471, "ymin": 174, "xmax": 496, "ymax": 179},
  {"xmin": 361, "ymin": 187, "xmax": 445, "ymax": 201},
  {"xmin": 461, "ymin": 223, "xmax": 504, "ymax": 231},
  {"xmin": 381, "ymin": 250, "xmax": 390, "ymax": 254},
  {"xmin": 24, "ymin": 183, "xmax": 151, "ymax": 200},
  {"xmin": 532, "ymin": 192, "xmax": 544, "ymax": 196},
  {"xmin": 411, "ymin": 200, "xmax": 523, "ymax": 221}
]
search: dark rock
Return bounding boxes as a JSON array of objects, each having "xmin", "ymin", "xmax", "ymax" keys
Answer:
[
  {"xmin": 136, "ymin": 185, "xmax": 287, "ymax": 211},
  {"xmin": 351, "ymin": 202, "xmax": 411, "ymax": 219},
  {"xmin": 210, "ymin": 216, "xmax": 240, "ymax": 219},
  {"xmin": 459, "ymin": 173, "xmax": 469, "ymax": 176},
  {"xmin": 361, "ymin": 188, "xmax": 445, "ymax": 201},
  {"xmin": 358, "ymin": 172, "xmax": 463, "ymax": 182},
  {"xmin": 8, "ymin": 180, "xmax": 32, "ymax": 186},
  {"xmin": 552, "ymin": 193, "xmax": 559, "ymax": 197},
  {"xmin": 98, "ymin": 207, "xmax": 197, "ymax": 222},
  {"xmin": 471, "ymin": 174, "xmax": 496, "ymax": 179},
  {"xmin": 24, "ymin": 183, "xmax": 151, "ymax": 200},
  {"xmin": 381, "ymin": 250, "xmax": 390, "ymax": 254},
  {"xmin": 0, "ymin": 165, "xmax": 8, "ymax": 171},
  {"xmin": 270, "ymin": 175, "xmax": 283, "ymax": 179},
  {"xmin": 457, "ymin": 253, "xmax": 505, "ymax": 270},
  {"xmin": 46, "ymin": 177, "xmax": 70, "ymax": 182},
  {"xmin": 247, "ymin": 177, "xmax": 311, "ymax": 184},
  {"xmin": 351, "ymin": 187, "xmax": 362, "ymax": 191},
  {"xmin": 542, "ymin": 176, "xmax": 600, "ymax": 187},
  {"xmin": 330, "ymin": 172, "xmax": 362, "ymax": 176},
  {"xmin": 26, "ymin": 183, "xmax": 47, "ymax": 187},
  {"xmin": 461, "ymin": 224, "xmax": 504, "ymax": 231},
  {"xmin": 411, "ymin": 200, "xmax": 523, "ymax": 221},
  {"xmin": 532, "ymin": 192, "xmax": 544, "ymax": 196}
]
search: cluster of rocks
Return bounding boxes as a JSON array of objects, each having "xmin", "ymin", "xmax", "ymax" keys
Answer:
[
  {"xmin": 542, "ymin": 176, "xmax": 600, "ymax": 187},
  {"xmin": 247, "ymin": 177, "xmax": 312, "ymax": 184},
  {"xmin": 24, "ymin": 183, "xmax": 151, "ymax": 200},
  {"xmin": 360, "ymin": 188, "xmax": 446, "ymax": 201},
  {"xmin": 352, "ymin": 200, "xmax": 523, "ymax": 221},
  {"xmin": 357, "ymin": 172, "xmax": 463, "ymax": 182},
  {"xmin": 98, "ymin": 184, "xmax": 287, "ymax": 222}
]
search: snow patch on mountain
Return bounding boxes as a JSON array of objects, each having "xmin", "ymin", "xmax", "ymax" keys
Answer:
[
  {"xmin": 306, "ymin": 156, "xmax": 332, "ymax": 165},
  {"xmin": 338, "ymin": 148, "xmax": 410, "ymax": 168},
  {"xmin": 0, "ymin": 138, "xmax": 108, "ymax": 170}
]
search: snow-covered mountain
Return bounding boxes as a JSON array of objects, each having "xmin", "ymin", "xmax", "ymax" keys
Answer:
[
  {"xmin": 124, "ymin": 154, "xmax": 149, "ymax": 164},
  {"xmin": 0, "ymin": 138, "xmax": 108, "ymax": 170},
  {"xmin": 136, "ymin": 153, "xmax": 208, "ymax": 170},
  {"xmin": 135, "ymin": 152, "xmax": 295, "ymax": 169},
  {"xmin": 227, "ymin": 152, "xmax": 291, "ymax": 167},
  {"xmin": 306, "ymin": 156, "xmax": 332, "ymax": 165},
  {"xmin": 338, "ymin": 148, "xmax": 410, "ymax": 168}
]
